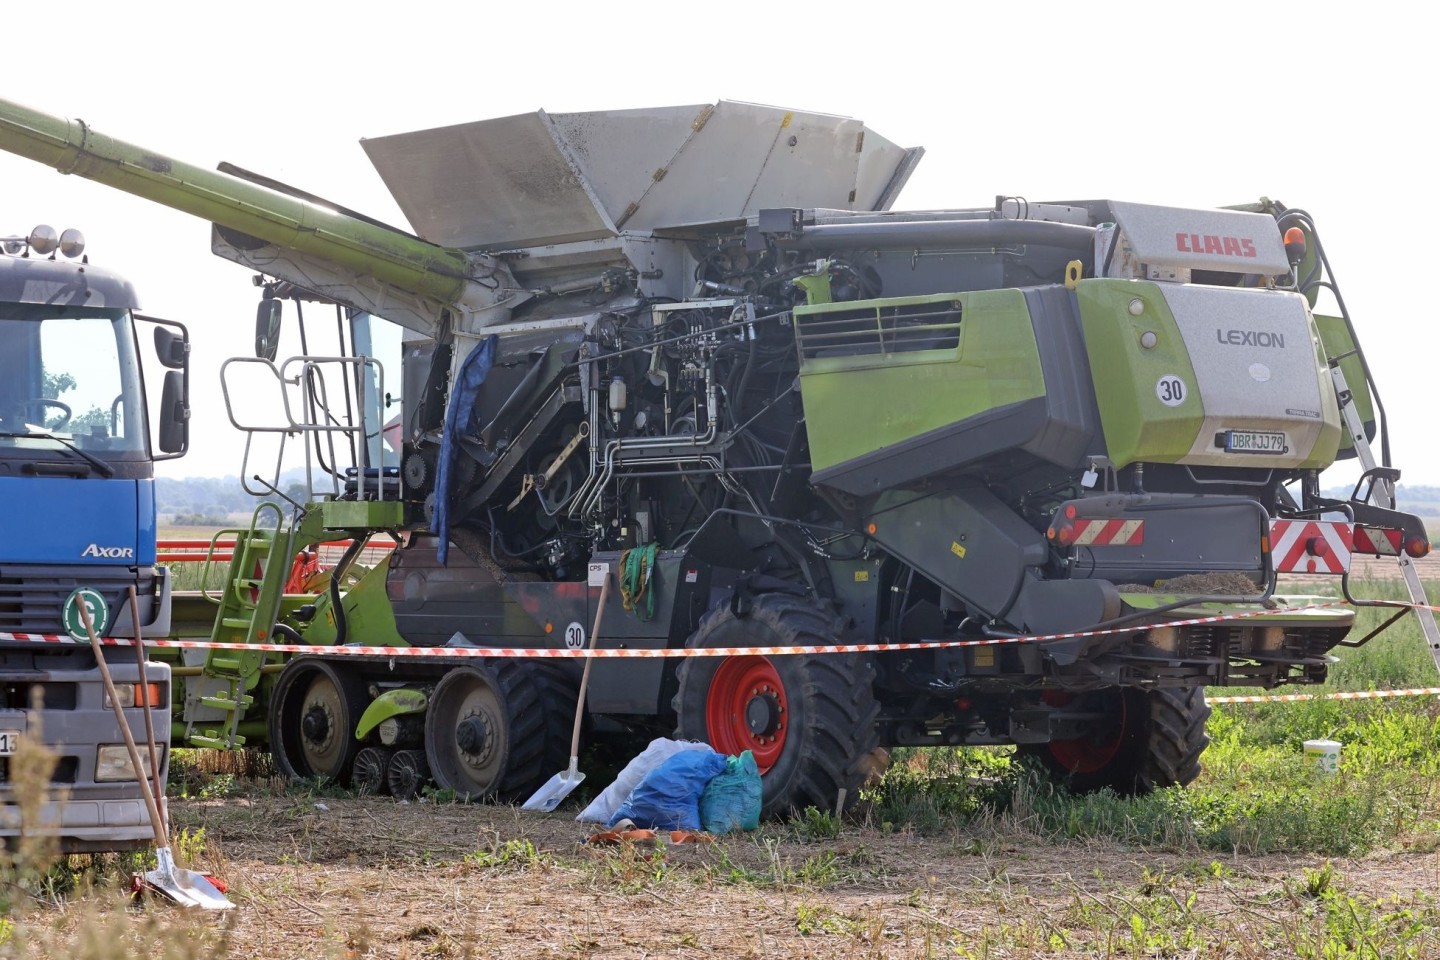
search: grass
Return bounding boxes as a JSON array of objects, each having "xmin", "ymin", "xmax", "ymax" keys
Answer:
[{"xmin": 851, "ymin": 577, "xmax": 1440, "ymax": 859}]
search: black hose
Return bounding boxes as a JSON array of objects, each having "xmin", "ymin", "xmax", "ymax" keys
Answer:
[{"xmin": 327, "ymin": 537, "xmax": 369, "ymax": 645}]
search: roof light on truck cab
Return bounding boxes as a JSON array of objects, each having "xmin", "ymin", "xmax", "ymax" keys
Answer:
[
  {"xmin": 27, "ymin": 223, "xmax": 58, "ymax": 255},
  {"xmin": 58, "ymin": 227, "xmax": 85, "ymax": 258}
]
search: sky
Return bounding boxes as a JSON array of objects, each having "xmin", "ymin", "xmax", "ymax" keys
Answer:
[{"xmin": 1, "ymin": 1, "xmax": 1433, "ymax": 488}]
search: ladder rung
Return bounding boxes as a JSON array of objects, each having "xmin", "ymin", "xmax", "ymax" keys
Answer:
[
  {"xmin": 199, "ymin": 694, "xmax": 255, "ymax": 711},
  {"xmin": 188, "ymin": 734, "xmax": 248, "ymax": 749}
]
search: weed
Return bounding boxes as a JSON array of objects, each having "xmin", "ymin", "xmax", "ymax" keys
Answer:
[
  {"xmin": 789, "ymin": 806, "xmax": 840, "ymax": 841},
  {"xmin": 462, "ymin": 837, "xmax": 547, "ymax": 871},
  {"xmin": 587, "ymin": 838, "xmax": 668, "ymax": 894}
]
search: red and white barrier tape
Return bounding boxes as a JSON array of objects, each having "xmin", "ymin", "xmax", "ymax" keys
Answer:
[
  {"xmin": 0, "ymin": 602, "xmax": 1347, "ymax": 659},
  {"xmin": 10, "ymin": 600, "xmax": 1437, "ymax": 703},
  {"xmin": 1208, "ymin": 687, "xmax": 1440, "ymax": 704}
]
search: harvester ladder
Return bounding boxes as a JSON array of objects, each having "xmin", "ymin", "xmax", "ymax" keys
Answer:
[
  {"xmin": 1330, "ymin": 363, "xmax": 1440, "ymax": 676},
  {"xmin": 186, "ymin": 502, "xmax": 292, "ymax": 749}
]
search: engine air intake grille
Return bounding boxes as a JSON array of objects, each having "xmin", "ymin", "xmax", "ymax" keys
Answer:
[{"xmin": 794, "ymin": 297, "xmax": 962, "ymax": 360}]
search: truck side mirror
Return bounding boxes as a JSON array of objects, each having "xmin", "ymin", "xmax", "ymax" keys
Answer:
[
  {"xmin": 157, "ymin": 369, "xmax": 189, "ymax": 454},
  {"xmin": 154, "ymin": 326, "xmax": 190, "ymax": 370},
  {"xmin": 255, "ymin": 299, "xmax": 283, "ymax": 361}
]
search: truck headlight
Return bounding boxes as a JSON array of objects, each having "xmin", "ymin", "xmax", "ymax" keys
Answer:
[
  {"xmin": 104, "ymin": 683, "xmax": 165, "ymax": 709},
  {"xmin": 95, "ymin": 745, "xmax": 161, "ymax": 782}
]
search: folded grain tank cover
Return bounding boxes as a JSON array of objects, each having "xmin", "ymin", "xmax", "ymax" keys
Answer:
[{"xmin": 360, "ymin": 102, "xmax": 922, "ymax": 250}]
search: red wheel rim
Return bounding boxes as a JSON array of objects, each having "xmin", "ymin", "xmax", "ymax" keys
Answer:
[
  {"xmin": 1045, "ymin": 690, "xmax": 1127, "ymax": 775},
  {"xmin": 704, "ymin": 655, "xmax": 789, "ymax": 772}
]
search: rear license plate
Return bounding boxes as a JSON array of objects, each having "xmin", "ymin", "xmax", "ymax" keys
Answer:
[
  {"xmin": 1223, "ymin": 430, "xmax": 1288, "ymax": 454},
  {"xmin": 0, "ymin": 731, "xmax": 19, "ymax": 756}
]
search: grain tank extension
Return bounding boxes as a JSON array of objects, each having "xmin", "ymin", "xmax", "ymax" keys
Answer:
[{"xmin": 0, "ymin": 98, "xmax": 1427, "ymax": 811}]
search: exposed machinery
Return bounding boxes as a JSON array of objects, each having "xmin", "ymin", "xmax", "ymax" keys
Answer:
[
  {"xmin": 0, "ymin": 222, "xmax": 185, "ymax": 850},
  {"xmin": 1, "ymin": 98, "xmax": 1429, "ymax": 814}
]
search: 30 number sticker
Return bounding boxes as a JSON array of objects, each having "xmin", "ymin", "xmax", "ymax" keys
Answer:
[
  {"xmin": 1156, "ymin": 375, "xmax": 1187, "ymax": 407},
  {"xmin": 563, "ymin": 622, "xmax": 586, "ymax": 649}
]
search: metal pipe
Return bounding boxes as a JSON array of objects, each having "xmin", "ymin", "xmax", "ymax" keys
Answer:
[
  {"xmin": 791, "ymin": 217, "xmax": 1096, "ymax": 252},
  {"xmin": 0, "ymin": 96, "xmax": 472, "ymax": 303}
]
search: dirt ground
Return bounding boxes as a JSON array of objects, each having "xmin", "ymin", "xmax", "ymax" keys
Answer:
[{"xmin": 28, "ymin": 793, "xmax": 1419, "ymax": 960}]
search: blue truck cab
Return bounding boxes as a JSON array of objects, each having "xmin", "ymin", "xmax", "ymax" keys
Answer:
[{"xmin": 0, "ymin": 224, "xmax": 187, "ymax": 851}]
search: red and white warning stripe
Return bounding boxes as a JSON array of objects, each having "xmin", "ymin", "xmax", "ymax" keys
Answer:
[
  {"xmin": 1071, "ymin": 518, "xmax": 1145, "ymax": 546},
  {"xmin": 1353, "ymin": 524, "xmax": 1404, "ymax": 556},
  {"xmin": 1208, "ymin": 687, "xmax": 1440, "ymax": 704},
  {"xmin": 1269, "ymin": 519, "xmax": 1352, "ymax": 574},
  {"xmin": 0, "ymin": 602, "xmax": 1343, "ymax": 659}
]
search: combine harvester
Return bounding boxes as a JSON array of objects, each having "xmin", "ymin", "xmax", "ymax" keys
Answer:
[{"xmin": 1, "ymin": 97, "xmax": 1433, "ymax": 814}]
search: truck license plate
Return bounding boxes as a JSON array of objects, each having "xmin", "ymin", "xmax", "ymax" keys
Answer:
[
  {"xmin": 1223, "ymin": 430, "xmax": 1288, "ymax": 454},
  {"xmin": 0, "ymin": 731, "xmax": 19, "ymax": 756}
]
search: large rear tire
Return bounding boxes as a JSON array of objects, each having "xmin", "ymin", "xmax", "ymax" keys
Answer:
[
  {"xmin": 672, "ymin": 594, "xmax": 880, "ymax": 819},
  {"xmin": 268, "ymin": 658, "xmax": 370, "ymax": 785},
  {"xmin": 1021, "ymin": 686, "xmax": 1211, "ymax": 794}
]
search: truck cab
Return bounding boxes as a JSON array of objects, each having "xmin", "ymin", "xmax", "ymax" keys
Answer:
[{"xmin": 0, "ymin": 224, "xmax": 185, "ymax": 851}]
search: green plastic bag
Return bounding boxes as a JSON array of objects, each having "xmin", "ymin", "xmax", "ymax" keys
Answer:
[{"xmin": 699, "ymin": 750, "xmax": 762, "ymax": 834}]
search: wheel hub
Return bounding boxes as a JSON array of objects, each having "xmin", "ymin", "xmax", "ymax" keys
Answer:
[
  {"xmin": 301, "ymin": 704, "xmax": 332, "ymax": 746},
  {"xmin": 705, "ymin": 655, "xmax": 789, "ymax": 772},
  {"xmin": 455, "ymin": 713, "xmax": 494, "ymax": 761},
  {"xmin": 745, "ymin": 690, "xmax": 782, "ymax": 737}
]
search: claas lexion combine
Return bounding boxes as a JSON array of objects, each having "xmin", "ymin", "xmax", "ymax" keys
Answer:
[{"xmin": 1, "ymin": 98, "xmax": 1430, "ymax": 813}]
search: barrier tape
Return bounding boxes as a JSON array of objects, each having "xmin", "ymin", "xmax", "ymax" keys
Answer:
[
  {"xmin": 0, "ymin": 602, "xmax": 1348, "ymax": 660},
  {"xmin": 1208, "ymin": 687, "xmax": 1440, "ymax": 704}
]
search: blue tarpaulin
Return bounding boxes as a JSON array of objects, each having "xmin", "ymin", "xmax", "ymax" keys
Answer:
[{"xmin": 433, "ymin": 335, "xmax": 497, "ymax": 566}]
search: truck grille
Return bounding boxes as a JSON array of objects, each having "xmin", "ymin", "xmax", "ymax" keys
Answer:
[{"xmin": 0, "ymin": 568, "xmax": 146, "ymax": 635}]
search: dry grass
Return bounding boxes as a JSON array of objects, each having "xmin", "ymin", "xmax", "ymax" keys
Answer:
[{"xmin": 4, "ymin": 794, "xmax": 1438, "ymax": 959}]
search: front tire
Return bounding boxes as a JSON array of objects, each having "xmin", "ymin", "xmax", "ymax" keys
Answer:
[
  {"xmin": 673, "ymin": 594, "xmax": 880, "ymax": 818},
  {"xmin": 424, "ymin": 661, "xmax": 551, "ymax": 801},
  {"xmin": 268, "ymin": 659, "xmax": 369, "ymax": 784}
]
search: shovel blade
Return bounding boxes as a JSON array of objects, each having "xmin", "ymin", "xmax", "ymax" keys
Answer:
[
  {"xmin": 147, "ymin": 848, "xmax": 235, "ymax": 910},
  {"xmin": 522, "ymin": 766, "xmax": 585, "ymax": 813}
]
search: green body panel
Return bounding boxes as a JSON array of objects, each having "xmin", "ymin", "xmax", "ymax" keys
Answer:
[
  {"xmin": 792, "ymin": 270, "xmax": 832, "ymax": 305},
  {"xmin": 1075, "ymin": 280, "xmax": 1202, "ymax": 468},
  {"xmin": 796, "ymin": 290, "xmax": 1045, "ymax": 472},
  {"xmin": 1314, "ymin": 313, "xmax": 1373, "ymax": 454},
  {"xmin": 290, "ymin": 554, "xmax": 402, "ymax": 646},
  {"xmin": 355, "ymin": 687, "xmax": 428, "ymax": 741},
  {"xmin": 312, "ymin": 499, "xmax": 406, "ymax": 531}
]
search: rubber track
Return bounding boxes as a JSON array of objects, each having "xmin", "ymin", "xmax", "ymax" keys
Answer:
[
  {"xmin": 488, "ymin": 660, "xmax": 548, "ymax": 801},
  {"xmin": 673, "ymin": 593, "xmax": 881, "ymax": 819},
  {"xmin": 506, "ymin": 663, "xmax": 580, "ymax": 801}
]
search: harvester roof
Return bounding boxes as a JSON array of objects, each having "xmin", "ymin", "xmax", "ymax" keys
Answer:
[{"xmin": 360, "ymin": 101, "xmax": 923, "ymax": 251}]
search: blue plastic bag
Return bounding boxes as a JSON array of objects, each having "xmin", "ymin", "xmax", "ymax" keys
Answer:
[
  {"xmin": 700, "ymin": 750, "xmax": 763, "ymax": 834},
  {"xmin": 607, "ymin": 746, "xmax": 726, "ymax": 831}
]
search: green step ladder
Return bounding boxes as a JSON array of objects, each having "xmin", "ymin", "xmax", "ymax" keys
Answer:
[{"xmin": 186, "ymin": 502, "xmax": 291, "ymax": 749}]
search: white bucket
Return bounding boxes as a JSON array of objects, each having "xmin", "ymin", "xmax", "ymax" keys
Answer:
[{"xmin": 1303, "ymin": 739, "xmax": 1342, "ymax": 774}]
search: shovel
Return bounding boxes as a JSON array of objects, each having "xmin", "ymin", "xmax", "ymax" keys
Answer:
[
  {"xmin": 77, "ymin": 599, "xmax": 235, "ymax": 910},
  {"xmin": 128, "ymin": 586, "xmax": 165, "ymax": 837},
  {"xmin": 523, "ymin": 570, "xmax": 610, "ymax": 812}
]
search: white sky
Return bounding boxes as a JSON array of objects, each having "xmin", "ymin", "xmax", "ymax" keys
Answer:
[{"xmin": 2, "ymin": 1, "xmax": 1433, "ymax": 487}]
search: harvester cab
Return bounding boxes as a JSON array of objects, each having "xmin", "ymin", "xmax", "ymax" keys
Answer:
[{"xmin": 0, "ymin": 96, "xmax": 1432, "ymax": 814}]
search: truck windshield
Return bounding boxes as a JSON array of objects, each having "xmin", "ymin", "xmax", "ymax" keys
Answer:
[{"xmin": 0, "ymin": 306, "xmax": 147, "ymax": 460}]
